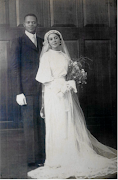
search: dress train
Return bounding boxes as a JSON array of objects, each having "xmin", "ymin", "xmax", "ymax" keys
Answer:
[{"xmin": 28, "ymin": 90, "xmax": 117, "ymax": 179}]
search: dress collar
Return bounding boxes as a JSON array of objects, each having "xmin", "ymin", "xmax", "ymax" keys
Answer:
[{"xmin": 49, "ymin": 49, "xmax": 62, "ymax": 53}]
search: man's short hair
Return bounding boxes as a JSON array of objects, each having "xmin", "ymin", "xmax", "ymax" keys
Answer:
[{"xmin": 24, "ymin": 14, "xmax": 38, "ymax": 22}]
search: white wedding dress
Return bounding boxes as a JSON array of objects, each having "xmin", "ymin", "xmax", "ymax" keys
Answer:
[{"xmin": 28, "ymin": 49, "xmax": 117, "ymax": 179}]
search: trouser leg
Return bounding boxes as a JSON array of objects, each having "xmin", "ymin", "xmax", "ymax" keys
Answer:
[
  {"xmin": 33, "ymin": 95, "xmax": 45, "ymax": 164},
  {"xmin": 21, "ymin": 95, "xmax": 45, "ymax": 164}
]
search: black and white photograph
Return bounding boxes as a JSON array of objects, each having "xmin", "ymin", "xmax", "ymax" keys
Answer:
[{"xmin": 0, "ymin": 0, "xmax": 117, "ymax": 179}]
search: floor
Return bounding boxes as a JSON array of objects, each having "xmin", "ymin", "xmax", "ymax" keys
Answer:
[{"xmin": 0, "ymin": 125, "xmax": 117, "ymax": 179}]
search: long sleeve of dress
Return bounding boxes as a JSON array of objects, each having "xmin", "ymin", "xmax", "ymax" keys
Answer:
[{"xmin": 36, "ymin": 53, "xmax": 54, "ymax": 84}]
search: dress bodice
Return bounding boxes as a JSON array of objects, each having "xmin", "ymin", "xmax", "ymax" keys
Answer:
[
  {"xmin": 36, "ymin": 49, "xmax": 69, "ymax": 84},
  {"xmin": 47, "ymin": 49, "xmax": 69, "ymax": 79}
]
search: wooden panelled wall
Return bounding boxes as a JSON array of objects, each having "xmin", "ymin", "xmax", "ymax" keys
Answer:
[{"xmin": 0, "ymin": 0, "xmax": 116, "ymax": 130}]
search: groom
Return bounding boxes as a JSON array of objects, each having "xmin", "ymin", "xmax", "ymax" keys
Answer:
[{"xmin": 11, "ymin": 14, "xmax": 45, "ymax": 166}]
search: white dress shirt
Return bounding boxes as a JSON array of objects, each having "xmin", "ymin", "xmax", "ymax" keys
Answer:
[{"xmin": 25, "ymin": 30, "xmax": 37, "ymax": 47}]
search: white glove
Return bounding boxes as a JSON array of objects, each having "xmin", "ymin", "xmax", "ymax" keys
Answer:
[
  {"xmin": 58, "ymin": 80, "xmax": 77, "ymax": 98},
  {"xmin": 66, "ymin": 80, "xmax": 77, "ymax": 93},
  {"xmin": 16, "ymin": 93, "xmax": 27, "ymax": 106}
]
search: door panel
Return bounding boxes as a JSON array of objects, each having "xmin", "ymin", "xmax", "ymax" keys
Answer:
[
  {"xmin": 50, "ymin": 0, "xmax": 77, "ymax": 27},
  {"xmin": 9, "ymin": 0, "xmax": 17, "ymax": 27},
  {"xmin": 0, "ymin": 0, "xmax": 7, "ymax": 25},
  {"xmin": 0, "ymin": 41, "xmax": 9, "ymax": 122},
  {"xmin": 83, "ymin": 0, "xmax": 110, "ymax": 26},
  {"xmin": 85, "ymin": 40, "xmax": 112, "ymax": 117}
]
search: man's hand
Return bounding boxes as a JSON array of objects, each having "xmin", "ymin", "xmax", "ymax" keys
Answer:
[{"xmin": 16, "ymin": 93, "xmax": 27, "ymax": 106}]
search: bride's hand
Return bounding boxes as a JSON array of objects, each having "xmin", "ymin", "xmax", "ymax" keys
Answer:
[
  {"xmin": 66, "ymin": 84, "xmax": 72, "ymax": 91},
  {"xmin": 66, "ymin": 80, "xmax": 77, "ymax": 93},
  {"xmin": 61, "ymin": 81, "xmax": 73, "ymax": 94}
]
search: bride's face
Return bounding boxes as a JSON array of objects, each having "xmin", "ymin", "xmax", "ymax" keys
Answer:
[{"xmin": 48, "ymin": 33, "xmax": 61, "ymax": 51}]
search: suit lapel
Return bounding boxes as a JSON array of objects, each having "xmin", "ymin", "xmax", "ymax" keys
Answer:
[
  {"xmin": 22, "ymin": 34, "xmax": 38, "ymax": 51},
  {"xmin": 37, "ymin": 37, "xmax": 42, "ymax": 52}
]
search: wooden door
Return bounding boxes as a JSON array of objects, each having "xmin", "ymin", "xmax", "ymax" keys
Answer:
[{"xmin": 0, "ymin": 0, "xmax": 116, "ymax": 141}]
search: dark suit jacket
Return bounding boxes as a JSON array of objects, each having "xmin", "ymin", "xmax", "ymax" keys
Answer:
[{"xmin": 11, "ymin": 33, "xmax": 43, "ymax": 96}]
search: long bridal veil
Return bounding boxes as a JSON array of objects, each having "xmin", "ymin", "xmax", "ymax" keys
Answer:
[{"xmin": 72, "ymin": 92, "xmax": 116, "ymax": 158}]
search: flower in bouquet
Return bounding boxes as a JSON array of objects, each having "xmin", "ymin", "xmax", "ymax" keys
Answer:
[{"xmin": 67, "ymin": 56, "xmax": 92, "ymax": 86}]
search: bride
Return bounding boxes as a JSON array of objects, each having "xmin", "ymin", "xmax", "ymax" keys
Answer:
[{"xmin": 28, "ymin": 30, "xmax": 117, "ymax": 179}]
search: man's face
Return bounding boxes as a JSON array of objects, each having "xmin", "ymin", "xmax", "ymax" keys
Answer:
[{"xmin": 23, "ymin": 16, "xmax": 37, "ymax": 34}]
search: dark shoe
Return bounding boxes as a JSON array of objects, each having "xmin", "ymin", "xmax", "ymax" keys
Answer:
[
  {"xmin": 36, "ymin": 163, "xmax": 44, "ymax": 167},
  {"xmin": 28, "ymin": 162, "xmax": 36, "ymax": 167}
]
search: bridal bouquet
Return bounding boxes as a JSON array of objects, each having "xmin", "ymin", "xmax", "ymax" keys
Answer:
[{"xmin": 67, "ymin": 56, "xmax": 92, "ymax": 85}]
